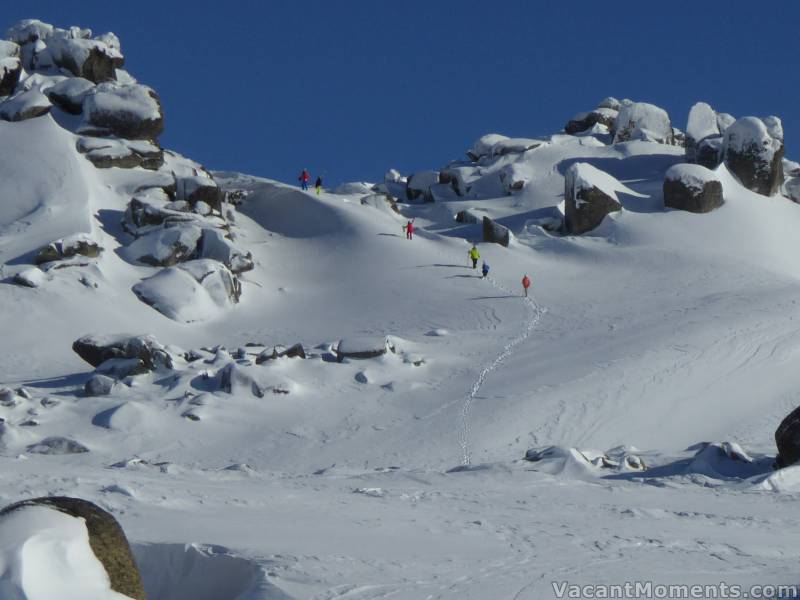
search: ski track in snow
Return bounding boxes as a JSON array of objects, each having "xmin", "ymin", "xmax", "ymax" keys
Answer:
[{"xmin": 458, "ymin": 273, "xmax": 544, "ymax": 466}]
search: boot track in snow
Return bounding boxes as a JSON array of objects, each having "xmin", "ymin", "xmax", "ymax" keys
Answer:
[{"xmin": 459, "ymin": 276, "xmax": 544, "ymax": 466}]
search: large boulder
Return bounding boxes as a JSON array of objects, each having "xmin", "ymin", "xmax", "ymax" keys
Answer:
[
  {"xmin": 6, "ymin": 19, "xmax": 54, "ymax": 45},
  {"xmin": 0, "ymin": 496, "xmax": 146, "ymax": 600},
  {"xmin": 406, "ymin": 170, "xmax": 439, "ymax": 202},
  {"xmin": 695, "ymin": 135, "xmax": 724, "ymax": 170},
  {"xmin": 482, "ymin": 216, "xmax": 510, "ymax": 247},
  {"xmin": 121, "ymin": 224, "xmax": 202, "ymax": 266},
  {"xmin": 122, "ymin": 189, "xmax": 197, "ymax": 235},
  {"xmin": 177, "ymin": 175, "xmax": 223, "ymax": 211},
  {"xmin": 775, "ymin": 405, "xmax": 800, "ymax": 468},
  {"xmin": 564, "ymin": 163, "xmax": 623, "ymax": 234},
  {"xmin": 0, "ymin": 89, "xmax": 51, "ymax": 122},
  {"xmin": 47, "ymin": 33, "xmax": 123, "ymax": 83},
  {"xmin": 72, "ymin": 333, "xmax": 174, "ymax": 370},
  {"xmin": 82, "ymin": 82, "xmax": 163, "ymax": 140},
  {"xmin": 663, "ymin": 164, "xmax": 724, "ymax": 213},
  {"xmin": 0, "ymin": 41, "xmax": 22, "ymax": 97},
  {"xmin": 685, "ymin": 102, "xmax": 720, "ymax": 163},
  {"xmin": 723, "ymin": 116, "xmax": 784, "ymax": 196},
  {"xmin": 467, "ymin": 134, "xmax": 508, "ymax": 161},
  {"xmin": 613, "ymin": 101, "xmax": 673, "ymax": 144},
  {"xmin": 133, "ymin": 259, "xmax": 241, "ymax": 322},
  {"xmin": 336, "ymin": 337, "xmax": 389, "ymax": 362},
  {"xmin": 46, "ymin": 77, "xmax": 95, "ymax": 113},
  {"xmin": 77, "ymin": 136, "xmax": 163, "ymax": 170},
  {"xmin": 565, "ymin": 107, "xmax": 618, "ymax": 135},
  {"xmin": 197, "ymin": 228, "xmax": 254, "ymax": 274}
]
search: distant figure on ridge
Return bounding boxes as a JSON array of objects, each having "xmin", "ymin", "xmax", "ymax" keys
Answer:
[
  {"xmin": 522, "ymin": 273, "xmax": 531, "ymax": 297},
  {"xmin": 481, "ymin": 261, "xmax": 490, "ymax": 278},
  {"xmin": 315, "ymin": 176, "xmax": 323, "ymax": 195},
  {"xmin": 403, "ymin": 219, "xmax": 415, "ymax": 240},
  {"xmin": 298, "ymin": 169, "xmax": 310, "ymax": 190},
  {"xmin": 468, "ymin": 244, "xmax": 480, "ymax": 269}
]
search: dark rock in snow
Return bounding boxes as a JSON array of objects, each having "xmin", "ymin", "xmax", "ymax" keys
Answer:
[
  {"xmin": 48, "ymin": 35, "xmax": 123, "ymax": 83},
  {"xmin": 775, "ymin": 405, "xmax": 800, "ymax": 468},
  {"xmin": 178, "ymin": 176, "xmax": 223, "ymax": 211},
  {"xmin": 336, "ymin": 337, "xmax": 388, "ymax": 362},
  {"xmin": 482, "ymin": 216, "xmax": 510, "ymax": 247},
  {"xmin": 723, "ymin": 116, "xmax": 784, "ymax": 196},
  {"xmin": 455, "ymin": 209, "xmax": 479, "ymax": 224},
  {"xmin": 77, "ymin": 137, "xmax": 163, "ymax": 170},
  {"xmin": 72, "ymin": 333, "xmax": 174, "ymax": 371},
  {"xmin": 564, "ymin": 163, "xmax": 622, "ymax": 235},
  {"xmin": 219, "ymin": 363, "xmax": 264, "ymax": 398},
  {"xmin": 46, "ymin": 77, "xmax": 95, "ymax": 114},
  {"xmin": 696, "ymin": 135, "xmax": 724, "ymax": 170},
  {"xmin": 35, "ymin": 235, "xmax": 102, "ymax": 265},
  {"xmin": 663, "ymin": 164, "xmax": 724, "ymax": 213},
  {"xmin": 256, "ymin": 343, "xmax": 306, "ymax": 364},
  {"xmin": 0, "ymin": 89, "xmax": 51, "ymax": 122},
  {"xmin": 82, "ymin": 83, "xmax": 163, "ymax": 140},
  {"xmin": 0, "ymin": 496, "xmax": 146, "ymax": 600},
  {"xmin": 0, "ymin": 41, "xmax": 22, "ymax": 97},
  {"xmin": 565, "ymin": 108, "xmax": 617, "ymax": 135}
]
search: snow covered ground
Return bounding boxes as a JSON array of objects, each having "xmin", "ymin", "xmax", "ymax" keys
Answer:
[{"xmin": 3, "ymin": 20, "xmax": 800, "ymax": 600}]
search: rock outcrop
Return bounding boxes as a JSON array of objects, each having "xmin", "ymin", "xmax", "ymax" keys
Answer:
[
  {"xmin": 482, "ymin": 216, "xmax": 510, "ymax": 247},
  {"xmin": 663, "ymin": 164, "xmax": 724, "ymax": 213},
  {"xmin": 564, "ymin": 163, "xmax": 622, "ymax": 234},
  {"xmin": 0, "ymin": 40, "xmax": 21, "ymax": 96},
  {"xmin": 614, "ymin": 101, "xmax": 673, "ymax": 144},
  {"xmin": 72, "ymin": 333, "xmax": 174, "ymax": 371},
  {"xmin": 0, "ymin": 88, "xmax": 51, "ymax": 121},
  {"xmin": 0, "ymin": 496, "xmax": 146, "ymax": 600},
  {"xmin": 723, "ymin": 116, "xmax": 784, "ymax": 196},
  {"xmin": 775, "ymin": 405, "xmax": 800, "ymax": 468},
  {"xmin": 82, "ymin": 82, "xmax": 163, "ymax": 140}
]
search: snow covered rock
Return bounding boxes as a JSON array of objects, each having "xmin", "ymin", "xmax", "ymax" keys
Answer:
[
  {"xmin": 482, "ymin": 216, "xmax": 510, "ymax": 247},
  {"xmin": 84, "ymin": 374, "xmax": 117, "ymax": 397},
  {"xmin": 775, "ymin": 405, "xmax": 800, "ymax": 468},
  {"xmin": 255, "ymin": 343, "xmax": 306, "ymax": 364},
  {"xmin": 27, "ymin": 436, "xmax": 90, "ymax": 455},
  {"xmin": 6, "ymin": 19, "xmax": 53, "ymax": 45},
  {"xmin": 0, "ymin": 40, "xmax": 22, "ymax": 97},
  {"xmin": 47, "ymin": 32, "xmax": 123, "ymax": 83},
  {"xmin": 785, "ymin": 177, "xmax": 800, "ymax": 203},
  {"xmin": 695, "ymin": 135, "xmax": 724, "ymax": 170},
  {"xmin": 45, "ymin": 77, "xmax": 94, "ymax": 114},
  {"xmin": 0, "ymin": 89, "xmax": 51, "ymax": 122},
  {"xmin": 122, "ymin": 190, "xmax": 194, "ymax": 234},
  {"xmin": 384, "ymin": 168, "xmax": 402, "ymax": 183},
  {"xmin": 0, "ymin": 497, "xmax": 146, "ymax": 599},
  {"xmin": 219, "ymin": 363, "xmax": 265, "ymax": 398},
  {"xmin": 613, "ymin": 101, "xmax": 673, "ymax": 144},
  {"xmin": 564, "ymin": 162, "xmax": 623, "ymax": 234},
  {"xmin": 121, "ymin": 224, "xmax": 202, "ymax": 266},
  {"xmin": 11, "ymin": 267, "xmax": 48, "ymax": 288},
  {"xmin": 197, "ymin": 228, "xmax": 254, "ymax": 274},
  {"xmin": 467, "ymin": 134, "xmax": 508, "ymax": 161},
  {"xmin": 406, "ymin": 170, "xmax": 439, "ymax": 202},
  {"xmin": 178, "ymin": 175, "xmax": 223, "ymax": 211},
  {"xmin": 336, "ymin": 337, "xmax": 389, "ymax": 361},
  {"xmin": 565, "ymin": 107, "xmax": 618, "ymax": 135},
  {"xmin": 82, "ymin": 83, "xmax": 163, "ymax": 140},
  {"xmin": 77, "ymin": 136, "xmax": 163, "ymax": 170},
  {"xmin": 72, "ymin": 333, "xmax": 174, "ymax": 371},
  {"xmin": 35, "ymin": 234, "xmax": 102, "ymax": 265},
  {"xmin": 455, "ymin": 209, "xmax": 480, "ymax": 224},
  {"xmin": 663, "ymin": 164, "xmax": 723, "ymax": 213},
  {"xmin": 685, "ymin": 102, "xmax": 719, "ymax": 163},
  {"xmin": 723, "ymin": 116, "xmax": 784, "ymax": 196},
  {"xmin": 132, "ymin": 259, "xmax": 241, "ymax": 322},
  {"xmin": 598, "ymin": 96, "xmax": 620, "ymax": 110}
]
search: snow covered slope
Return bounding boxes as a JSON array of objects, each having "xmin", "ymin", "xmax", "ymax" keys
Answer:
[{"xmin": 3, "ymin": 20, "xmax": 800, "ymax": 600}]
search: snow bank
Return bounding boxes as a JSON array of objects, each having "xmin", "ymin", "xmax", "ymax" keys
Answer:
[{"xmin": 0, "ymin": 505, "xmax": 130, "ymax": 599}]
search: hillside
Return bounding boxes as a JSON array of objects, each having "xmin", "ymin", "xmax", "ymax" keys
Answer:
[{"xmin": 1, "ymin": 18, "xmax": 800, "ymax": 600}]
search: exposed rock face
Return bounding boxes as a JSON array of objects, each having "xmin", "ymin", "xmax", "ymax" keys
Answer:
[
  {"xmin": 696, "ymin": 135, "xmax": 724, "ymax": 169},
  {"xmin": 0, "ymin": 496, "xmax": 146, "ymax": 600},
  {"xmin": 723, "ymin": 116, "xmax": 784, "ymax": 196},
  {"xmin": 0, "ymin": 89, "xmax": 51, "ymax": 121},
  {"xmin": 82, "ymin": 82, "xmax": 163, "ymax": 140},
  {"xmin": 35, "ymin": 234, "xmax": 102, "ymax": 265},
  {"xmin": 72, "ymin": 333, "xmax": 174, "ymax": 371},
  {"xmin": 775, "ymin": 405, "xmax": 800, "ymax": 468},
  {"xmin": 47, "ymin": 34, "xmax": 123, "ymax": 83},
  {"xmin": 256, "ymin": 343, "xmax": 306, "ymax": 364},
  {"xmin": 455, "ymin": 209, "xmax": 479, "ymax": 224},
  {"xmin": 482, "ymin": 216, "xmax": 510, "ymax": 247},
  {"xmin": 663, "ymin": 164, "xmax": 724, "ymax": 213},
  {"xmin": 0, "ymin": 40, "xmax": 22, "ymax": 96},
  {"xmin": 613, "ymin": 102, "xmax": 673, "ymax": 144},
  {"xmin": 122, "ymin": 224, "xmax": 202, "ymax": 266},
  {"xmin": 564, "ymin": 163, "xmax": 622, "ymax": 234},
  {"xmin": 178, "ymin": 175, "xmax": 223, "ymax": 211}
]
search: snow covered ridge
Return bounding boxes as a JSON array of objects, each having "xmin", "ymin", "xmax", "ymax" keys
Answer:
[{"xmin": 0, "ymin": 18, "xmax": 252, "ymax": 323}]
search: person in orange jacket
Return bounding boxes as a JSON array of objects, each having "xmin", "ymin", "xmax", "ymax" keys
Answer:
[
  {"xmin": 298, "ymin": 169, "xmax": 310, "ymax": 190},
  {"xmin": 522, "ymin": 274, "xmax": 531, "ymax": 297},
  {"xmin": 403, "ymin": 219, "xmax": 415, "ymax": 240}
]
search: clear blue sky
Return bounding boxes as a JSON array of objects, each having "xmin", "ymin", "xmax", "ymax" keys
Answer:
[{"xmin": 5, "ymin": 1, "xmax": 799, "ymax": 185}]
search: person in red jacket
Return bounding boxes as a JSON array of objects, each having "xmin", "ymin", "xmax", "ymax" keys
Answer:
[
  {"xmin": 522, "ymin": 274, "xmax": 531, "ymax": 297},
  {"xmin": 298, "ymin": 169, "xmax": 310, "ymax": 190},
  {"xmin": 403, "ymin": 219, "xmax": 414, "ymax": 240}
]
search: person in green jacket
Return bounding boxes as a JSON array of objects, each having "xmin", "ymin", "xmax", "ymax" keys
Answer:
[{"xmin": 468, "ymin": 244, "xmax": 480, "ymax": 269}]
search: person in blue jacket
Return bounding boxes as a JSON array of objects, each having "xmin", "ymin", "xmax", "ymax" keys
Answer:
[{"xmin": 481, "ymin": 261, "xmax": 490, "ymax": 278}]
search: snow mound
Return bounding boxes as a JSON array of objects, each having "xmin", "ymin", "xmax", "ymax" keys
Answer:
[{"xmin": 0, "ymin": 505, "xmax": 131, "ymax": 599}]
